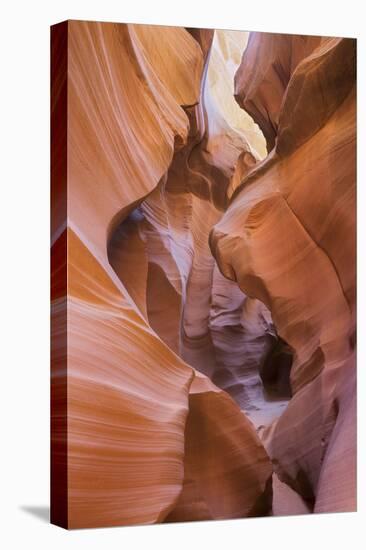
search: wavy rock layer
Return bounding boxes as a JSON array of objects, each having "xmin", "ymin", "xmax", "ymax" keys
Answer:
[
  {"xmin": 212, "ymin": 34, "xmax": 356, "ymax": 512},
  {"xmin": 166, "ymin": 372, "xmax": 272, "ymax": 522},
  {"xmin": 51, "ymin": 21, "xmax": 274, "ymax": 529},
  {"xmin": 51, "ymin": 21, "xmax": 356, "ymax": 528},
  {"xmin": 109, "ymin": 28, "xmax": 287, "ymax": 429},
  {"xmin": 234, "ymin": 33, "xmax": 322, "ymax": 152}
]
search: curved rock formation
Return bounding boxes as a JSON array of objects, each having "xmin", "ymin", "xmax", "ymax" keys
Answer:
[
  {"xmin": 108, "ymin": 28, "xmax": 285, "ymax": 428},
  {"xmin": 166, "ymin": 372, "xmax": 272, "ymax": 522},
  {"xmin": 64, "ymin": 20, "xmax": 203, "ymax": 529},
  {"xmin": 234, "ymin": 33, "xmax": 323, "ymax": 152},
  {"xmin": 51, "ymin": 21, "xmax": 274, "ymax": 529},
  {"xmin": 211, "ymin": 34, "xmax": 356, "ymax": 512},
  {"xmin": 51, "ymin": 21, "xmax": 356, "ymax": 528}
]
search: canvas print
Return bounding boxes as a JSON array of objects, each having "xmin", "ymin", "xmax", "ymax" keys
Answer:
[{"xmin": 51, "ymin": 20, "xmax": 356, "ymax": 529}]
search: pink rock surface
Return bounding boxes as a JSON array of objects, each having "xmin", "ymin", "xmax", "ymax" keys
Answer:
[
  {"xmin": 51, "ymin": 21, "xmax": 274, "ymax": 529},
  {"xmin": 51, "ymin": 21, "xmax": 356, "ymax": 528},
  {"xmin": 211, "ymin": 35, "xmax": 356, "ymax": 512}
]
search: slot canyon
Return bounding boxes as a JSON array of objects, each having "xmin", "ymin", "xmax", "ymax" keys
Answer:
[{"xmin": 51, "ymin": 20, "xmax": 356, "ymax": 528}]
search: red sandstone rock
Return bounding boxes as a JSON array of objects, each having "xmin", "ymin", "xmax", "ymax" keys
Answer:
[
  {"xmin": 212, "ymin": 34, "xmax": 356, "ymax": 512},
  {"xmin": 166, "ymin": 372, "xmax": 273, "ymax": 522},
  {"xmin": 234, "ymin": 33, "xmax": 322, "ymax": 152},
  {"xmin": 51, "ymin": 21, "xmax": 274, "ymax": 529},
  {"xmin": 51, "ymin": 21, "xmax": 356, "ymax": 528}
]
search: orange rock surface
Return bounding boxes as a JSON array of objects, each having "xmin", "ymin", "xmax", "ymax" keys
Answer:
[
  {"xmin": 51, "ymin": 21, "xmax": 356, "ymax": 528},
  {"xmin": 51, "ymin": 21, "xmax": 274, "ymax": 529},
  {"xmin": 212, "ymin": 34, "xmax": 356, "ymax": 512}
]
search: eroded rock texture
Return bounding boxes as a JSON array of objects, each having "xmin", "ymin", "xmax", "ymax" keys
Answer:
[
  {"xmin": 51, "ymin": 21, "xmax": 356, "ymax": 529},
  {"xmin": 212, "ymin": 33, "xmax": 356, "ymax": 513},
  {"xmin": 51, "ymin": 21, "xmax": 273, "ymax": 530}
]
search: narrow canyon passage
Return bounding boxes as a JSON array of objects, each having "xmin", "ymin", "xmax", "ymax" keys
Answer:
[
  {"xmin": 106, "ymin": 28, "xmax": 356, "ymax": 518},
  {"xmin": 53, "ymin": 21, "xmax": 356, "ymax": 528},
  {"xmin": 108, "ymin": 29, "xmax": 292, "ymax": 431}
]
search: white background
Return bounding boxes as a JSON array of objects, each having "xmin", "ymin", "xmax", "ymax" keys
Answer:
[{"xmin": 0, "ymin": 0, "xmax": 364, "ymax": 548}]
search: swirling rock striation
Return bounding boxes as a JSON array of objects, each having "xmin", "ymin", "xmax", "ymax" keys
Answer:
[
  {"xmin": 109, "ymin": 28, "xmax": 286, "ymax": 428},
  {"xmin": 51, "ymin": 21, "xmax": 356, "ymax": 528},
  {"xmin": 51, "ymin": 21, "xmax": 274, "ymax": 529},
  {"xmin": 212, "ymin": 34, "xmax": 356, "ymax": 512}
]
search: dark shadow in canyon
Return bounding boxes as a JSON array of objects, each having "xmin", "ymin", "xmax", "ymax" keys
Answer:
[{"xmin": 260, "ymin": 336, "xmax": 294, "ymax": 399}]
